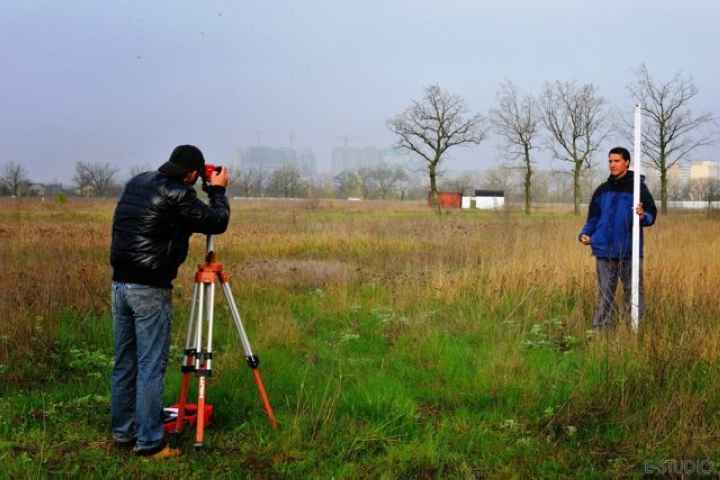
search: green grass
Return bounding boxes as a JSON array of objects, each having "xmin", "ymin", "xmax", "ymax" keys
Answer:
[{"xmin": 1, "ymin": 287, "xmax": 695, "ymax": 479}]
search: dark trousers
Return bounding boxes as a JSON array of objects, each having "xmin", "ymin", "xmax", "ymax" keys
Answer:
[{"xmin": 592, "ymin": 258, "xmax": 644, "ymax": 328}]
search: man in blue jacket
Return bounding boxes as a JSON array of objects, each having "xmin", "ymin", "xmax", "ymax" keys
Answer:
[{"xmin": 579, "ymin": 146, "xmax": 657, "ymax": 329}]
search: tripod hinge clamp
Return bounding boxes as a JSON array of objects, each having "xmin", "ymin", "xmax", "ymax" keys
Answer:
[{"xmin": 246, "ymin": 355, "xmax": 259, "ymax": 369}]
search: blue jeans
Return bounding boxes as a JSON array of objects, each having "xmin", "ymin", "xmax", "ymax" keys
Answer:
[{"xmin": 111, "ymin": 282, "xmax": 172, "ymax": 452}]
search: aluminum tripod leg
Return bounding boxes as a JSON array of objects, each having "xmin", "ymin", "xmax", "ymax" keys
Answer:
[
  {"xmin": 174, "ymin": 283, "xmax": 200, "ymax": 435},
  {"xmin": 221, "ymin": 280, "xmax": 278, "ymax": 429},
  {"xmin": 195, "ymin": 282, "xmax": 215, "ymax": 447},
  {"xmin": 193, "ymin": 285, "xmax": 205, "ymax": 371}
]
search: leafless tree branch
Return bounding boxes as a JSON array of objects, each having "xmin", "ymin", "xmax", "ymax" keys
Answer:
[
  {"xmin": 540, "ymin": 80, "xmax": 608, "ymax": 214},
  {"xmin": 624, "ymin": 64, "xmax": 717, "ymax": 213},
  {"xmin": 1, "ymin": 162, "xmax": 30, "ymax": 197},
  {"xmin": 73, "ymin": 161, "xmax": 119, "ymax": 197},
  {"xmin": 388, "ymin": 84, "xmax": 487, "ymax": 201},
  {"xmin": 490, "ymin": 80, "xmax": 540, "ymax": 214}
]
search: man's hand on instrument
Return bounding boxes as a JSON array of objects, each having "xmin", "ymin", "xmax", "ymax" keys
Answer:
[{"xmin": 210, "ymin": 167, "xmax": 229, "ymax": 188}]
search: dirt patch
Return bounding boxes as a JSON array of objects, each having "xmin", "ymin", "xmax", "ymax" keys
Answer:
[{"xmin": 236, "ymin": 259, "xmax": 355, "ymax": 288}]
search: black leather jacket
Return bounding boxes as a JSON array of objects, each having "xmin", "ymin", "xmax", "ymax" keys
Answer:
[{"xmin": 110, "ymin": 171, "xmax": 230, "ymax": 288}]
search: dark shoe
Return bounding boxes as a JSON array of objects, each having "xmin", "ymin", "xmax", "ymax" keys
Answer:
[{"xmin": 113, "ymin": 438, "xmax": 136, "ymax": 449}]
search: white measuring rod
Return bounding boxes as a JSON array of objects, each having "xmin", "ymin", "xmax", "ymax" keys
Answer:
[{"xmin": 631, "ymin": 105, "xmax": 642, "ymax": 331}]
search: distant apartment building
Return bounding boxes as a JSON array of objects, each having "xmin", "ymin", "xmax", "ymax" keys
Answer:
[
  {"xmin": 331, "ymin": 146, "xmax": 384, "ymax": 172},
  {"xmin": 689, "ymin": 160, "xmax": 719, "ymax": 181},
  {"xmin": 240, "ymin": 146, "xmax": 317, "ymax": 176},
  {"xmin": 331, "ymin": 146, "xmax": 414, "ymax": 173},
  {"xmin": 295, "ymin": 149, "xmax": 317, "ymax": 176}
]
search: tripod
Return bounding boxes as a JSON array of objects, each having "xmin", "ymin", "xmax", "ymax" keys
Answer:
[{"xmin": 172, "ymin": 235, "xmax": 277, "ymax": 448}]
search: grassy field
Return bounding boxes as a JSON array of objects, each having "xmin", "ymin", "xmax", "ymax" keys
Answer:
[{"xmin": 1, "ymin": 197, "xmax": 719, "ymax": 479}]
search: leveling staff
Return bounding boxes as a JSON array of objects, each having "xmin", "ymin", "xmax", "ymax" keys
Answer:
[
  {"xmin": 110, "ymin": 145, "xmax": 230, "ymax": 458},
  {"xmin": 579, "ymin": 146, "xmax": 657, "ymax": 329}
]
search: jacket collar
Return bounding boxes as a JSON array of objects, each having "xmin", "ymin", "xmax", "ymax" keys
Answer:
[{"xmin": 607, "ymin": 169, "xmax": 638, "ymax": 185}]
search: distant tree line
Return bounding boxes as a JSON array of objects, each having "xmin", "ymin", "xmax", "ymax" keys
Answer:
[
  {"xmin": 2, "ymin": 64, "xmax": 715, "ymax": 212},
  {"xmin": 231, "ymin": 163, "xmax": 414, "ymax": 200},
  {"xmin": 0, "ymin": 161, "xmax": 124, "ymax": 198},
  {"xmin": 3, "ymin": 157, "xmax": 717, "ymax": 207}
]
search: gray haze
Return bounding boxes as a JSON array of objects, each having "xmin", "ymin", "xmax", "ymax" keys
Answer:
[{"xmin": 1, "ymin": 0, "xmax": 718, "ymax": 184}]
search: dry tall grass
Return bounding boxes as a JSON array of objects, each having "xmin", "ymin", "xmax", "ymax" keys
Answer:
[{"xmin": 2, "ymin": 197, "xmax": 719, "ymax": 360}]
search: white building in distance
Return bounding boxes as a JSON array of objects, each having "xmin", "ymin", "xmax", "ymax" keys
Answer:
[{"xmin": 689, "ymin": 160, "xmax": 719, "ymax": 181}]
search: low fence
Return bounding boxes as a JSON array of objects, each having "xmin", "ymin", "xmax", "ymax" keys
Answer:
[
  {"xmin": 229, "ymin": 197, "xmax": 719, "ymax": 211},
  {"xmin": 667, "ymin": 201, "xmax": 720, "ymax": 209}
]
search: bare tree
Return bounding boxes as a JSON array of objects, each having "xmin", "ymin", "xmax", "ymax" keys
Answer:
[
  {"xmin": 667, "ymin": 173, "xmax": 689, "ymax": 201},
  {"xmin": 706, "ymin": 179, "xmax": 720, "ymax": 212},
  {"xmin": 541, "ymin": 81, "xmax": 608, "ymax": 215},
  {"xmin": 336, "ymin": 164, "xmax": 410, "ymax": 200},
  {"xmin": 1, "ymin": 162, "xmax": 30, "ymax": 197},
  {"xmin": 688, "ymin": 177, "xmax": 718, "ymax": 202},
  {"xmin": 388, "ymin": 84, "xmax": 487, "ymax": 202},
  {"xmin": 490, "ymin": 80, "xmax": 540, "ymax": 214},
  {"xmin": 266, "ymin": 164, "xmax": 307, "ymax": 198},
  {"xmin": 356, "ymin": 167, "xmax": 377, "ymax": 199},
  {"xmin": 481, "ymin": 166, "xmax": 515, "ymax": 194},
  {"xmin": 625, "ymin": 64, "xmax": 716, "ymax": 214},
  {"xmin": 334, "ymin": 170, "xmax": 361, "ymax": 199},
  {"xmin": 306, "ymin": 174, "xmax": 335, "ymax": 199},
  {"xmin": 402, "ymin": 170, "xmax": 431, "ymax": 201},
  {"xmin": 547, "ymin": 169, "xmax": 575, "ymax": 203},
  {"xmin": 372, "ymin": 163, "xmax": 408, "ymax": 199},
  {"xmin": 73, "ymin": 161, "xmax": 119, "ymax": 197},
  {"xmin": 233, "ymin": 167, "xmax": 266, "ymax": 197},
  {"xmin": 438, "ymin": 172, "xmax": 476, "ymax": 194},
  {"xmin": 530, "ymin": 170, "xmax": 552, "ymax": 202}
]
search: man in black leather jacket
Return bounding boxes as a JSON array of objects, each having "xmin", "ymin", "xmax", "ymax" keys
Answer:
[{"xmin": 109, "ymin": 145, "xmax": 230, "ymax": 458}]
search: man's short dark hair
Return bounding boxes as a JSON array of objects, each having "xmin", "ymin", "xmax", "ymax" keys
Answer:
[{"xmin": 609, "ymin": 147, "xmax": 631, "ymax": 162}]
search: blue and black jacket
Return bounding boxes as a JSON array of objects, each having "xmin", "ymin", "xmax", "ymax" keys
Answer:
[{"xmin": 579, "ymin": 170, "xmax": 657, "ymax": 259}]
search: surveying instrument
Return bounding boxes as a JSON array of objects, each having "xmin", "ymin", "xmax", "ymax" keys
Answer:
[{"xmin": 169, "ymin": 233, "xmax": 278, "ymax": 448}]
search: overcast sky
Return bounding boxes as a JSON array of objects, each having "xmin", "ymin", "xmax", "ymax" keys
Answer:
[{"xmin": 1, "ymin": 0, "xmax": 718, "ymax": 183}]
